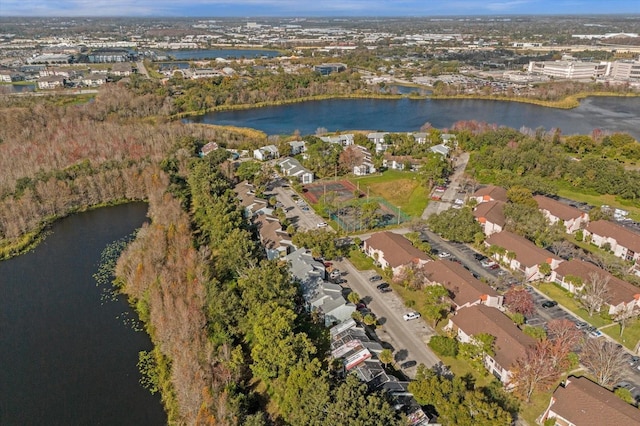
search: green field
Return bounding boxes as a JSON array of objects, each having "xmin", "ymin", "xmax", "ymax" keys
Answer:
[{"xmin": 348, "ymin": 170, "xmax": 429, "ymax": 218}]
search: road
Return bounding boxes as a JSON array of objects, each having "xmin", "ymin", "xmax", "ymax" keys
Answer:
[
  {"xmin": 422, "ymin": 151, "xmax": 470, "ymax": 219},
  {"xmin": 334, "ymin": 257, "xmax": 441, "ymax": 377},
  {"xmin": 136, "ymin": 61, "xmax": 150, "ymax": 78}
]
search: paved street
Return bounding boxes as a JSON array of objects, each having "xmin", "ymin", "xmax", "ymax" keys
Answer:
[
  {"xmin": 421, "ymin": 151, "xmax": 469, "ymax": 219},
  {"xmin": 334, "ymin": 257, "xmax": 441, "ymax": 377}
]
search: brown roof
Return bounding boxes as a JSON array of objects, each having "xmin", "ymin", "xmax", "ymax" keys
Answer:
[
  {"xmin": 450, "ymin": 305, "xmax": 536, "ymax": 369},
  {"xmin": 473, "ymin": 185, "xmax": 508, "ymax": 202},
  {"xmin": 534, "ymin": 195, "xmax": 585, "ymax": 221},
  {"xmin": 254, "ymin": 214, "xmax": 286, "ymax": 249},
  {"xmin": 473, "ymin": 200, "xmax": 506, "ymax": 227},
  {"xmin": 365, "ymin": 232, "xmax": 430, "ymax": 268},
  {"xmin": 549, "ymin": 376, "xmax": 640, "ymax": 426},
  {"xmin": 554, "ymin": 259, "xmax": 640, "ymax": 306},
  {"xmin": 486, "ymin": 231, "xmax": 561, "ymax": 268},
  {"xmin": 586, "ymin": 220, "xmax": 640, "ymax": 253},
  {"xmin": 423, "ymin": 260, "xmax": 499, "ymax": 306}
]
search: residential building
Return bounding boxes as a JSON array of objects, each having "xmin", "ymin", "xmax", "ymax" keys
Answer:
[
  {"xmin": 81, "ymin": 76, "xmax": 106, "ymax": 87},
  {"xmin": 277, "ymin": 157, "xmax": 314, "ymax": 184},
  {"xmin": 363, "ymin": 231, "xmax": 430, "ymax": 276},
  {"xmin": 584, "ymin": 220, "xmax": 640, "ymax": 264},
  {"xmin": 446, "ymin": 304, "xmax": 536, "ymax": 385},
  {"xmin": 473, "ymin": 200, "xmax": 506, "ymax": 236},
  {"xmin": 254, "ymin": 214, "xmax": 292, "ymax": 260},
  {"xmin": 609, "ymin": 60, "xmax": 640, "ymax": 81},
  {"xmin": 253, "ymin": 145, "xmax": 279, "ymax": 161},
  {"xmin": 200, "ymin": 141, "xmax": 219, "ymax": 157},
  {"xmin": 429, "ymin": 143, "xmax": 450, "ymax": 157},
  {"xmin": 234, "ymin": 181, "xmax": 267, "ymax": 218},
  {"xmin": 352, "ymin": 145, "xmax": 376, "ymax": 176},
  {"xmin": 534, "ymin": 195, "xmax": 589, "ymax": 234},
  {"xmin": 383, "ymin": 154, "xmax": 422, "ymax": 171},
  {"xmin": 37, "ymin": 75, "xmax": 65, "ymax": 89},
  {"xmin": 88, "ymin": 49, "xmax": 131, "ymax": 63},
  {"xmin": 541, "ymin": 376, "xmax": 640, "ymax": 425},
  {"xmin": 550, "ymin": 259, "xmax": 640, "ymax": 316},
  {"xmin": 0, "ymin": 71, "xmax": 13, "ymax": 82},
  {"xmin": 110, "ymin": 62, "xmax": 134, "ymax": 76},
  {"xmin": 367, "ymin": 132, "xmax": 389, "ymax": 153},
  {"xmin": 412, "ymin": 132, "xmax": 428, "ymax": 144},
  {"xmin": 471, "ymin": 185, "xmax": 508, "ymax": 204},
  {"xmin": 486, "ymin": 231, "xmax": 563, "ymax": 281},
  {"xmin": 288, "ymin": 140, "xmax": 306, "ymax": 155},
  {"xmin": 423, "ymin": 260, "xmax": 503, "ymax": 310},
  {"xmin": 320, "ymin": 134, "xmax": 354, "ymax": 147}
]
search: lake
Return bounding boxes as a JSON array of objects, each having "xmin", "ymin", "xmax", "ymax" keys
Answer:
[
  {"xmin": 0, "ymin": 203, "xmax": 166, "ymax": 425},
  {"xmin": 188, "ymin": 96, "xmax": 640, "ymax": 139},
  {"xmin": 164, "ymin": 48, "xmax": 281, "ymax": 60}
]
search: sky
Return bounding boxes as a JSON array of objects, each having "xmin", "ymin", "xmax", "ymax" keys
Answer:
[{"xmin": 0, "ymin": 0, "xmax": 638, "ymax": 17}]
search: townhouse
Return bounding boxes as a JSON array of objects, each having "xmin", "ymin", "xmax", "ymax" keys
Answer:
[
  {"xmin": 471, "ymin": 185, "xmax": 508, "ymax": 205},
  {"xmin": 363, "ymin": 231, "xmax": 431, "ymax": 277},
  {"xmin": 473, "ymin": 200, "xmax": 506, "ymax": 236},
  {"xmin": 584, "ymin": 220, "xmax": 640, "ymax": 264},
  {"xmin": 534, "ymin": 195, "xmax": 589, "ymax": 234}
]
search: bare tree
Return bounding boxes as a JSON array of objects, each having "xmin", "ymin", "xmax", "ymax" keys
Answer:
[
  {"xmin": 546, "ymin": 319, "xmax": 582, "ymax": 368},
  {"xmin": 581, "ymin": 338, "xmax": 627, "ymax": 387},
  {"xmin": 580, "ymin": 272, "xmax": 611, "ymax": 317},
  {"xmin": 612, "ymin": 306, "xmax": 640, "ymax": 337},
  {"xmin": 549, "ymin": 240, "xmax": 577, "ymax": 260}
]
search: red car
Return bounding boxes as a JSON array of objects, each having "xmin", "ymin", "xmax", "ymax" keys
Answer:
[
  {"xmin": 324, "ymin": 261, "xmax": 333, "ymax": 268},
  {"xmin": 489, "ymin": 264, "xmax": 500, "ymax": 270}
]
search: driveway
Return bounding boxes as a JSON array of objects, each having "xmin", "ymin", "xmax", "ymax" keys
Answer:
[
  {"xmin": 422, "ymin": 151, "xmax": 469, "ymax": 219},
  {"xmin": 271, "ymin": 181, "xmax": 323, "ymax": 231},
  {"xmin": 334, "ymin": 258, "xmax": 441, "ymax": 377}
]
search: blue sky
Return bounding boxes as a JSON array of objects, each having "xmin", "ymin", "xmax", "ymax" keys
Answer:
[{"xmin": 0, "ymin": 0, "xmax": 638, "ymax": 17}]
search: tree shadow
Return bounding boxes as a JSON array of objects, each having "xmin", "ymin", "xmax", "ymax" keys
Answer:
[
  {"xmin": 362, "ymin": 295, "xmax": 373, "ymax": 305},
  {"xmin": 394, "ymin": 349, "xmax": 408, "ymax": 362}
]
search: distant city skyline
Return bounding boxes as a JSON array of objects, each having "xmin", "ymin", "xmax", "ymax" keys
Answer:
[{"xmin": 1, "ymin": 0, "xmax": 639, "ymax": 18}]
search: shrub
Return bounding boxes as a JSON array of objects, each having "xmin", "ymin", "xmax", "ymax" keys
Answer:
[{"xmin": 428, "ymin": 335, "xmax": 459, "ymax": 357}]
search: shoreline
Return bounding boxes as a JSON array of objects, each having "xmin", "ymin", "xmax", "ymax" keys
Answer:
[{"xmin": 173, "ymin": 90, "xmax": 640, "ymax": 120}]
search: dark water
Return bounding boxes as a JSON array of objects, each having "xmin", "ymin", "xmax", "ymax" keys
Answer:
[
  {"xmin": 157, "ymin": 62, "xmax": 190, "ymax": 71},
  {"xmin": 1, "ymin": 84, "xmax": 36, "ymax": 93},
  {"xmin": 166, "ymin": 48, "xmax": 281, "ymax": 60},
  {"xmin": 188, "ymin": 96, "xmax": 640, "ymax": 139},
  {"xmin": 0, "ymin": 203, "xmax": 166, "ymax": 425}
]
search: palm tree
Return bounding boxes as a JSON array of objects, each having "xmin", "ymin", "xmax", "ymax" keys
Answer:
[
  {"xmin": 347, "ymin": 291, "xmax": 361, "ymax": 305},
  {"xmin": 379, "ymin": 349, "xmax": 394, "ymax": 368}
]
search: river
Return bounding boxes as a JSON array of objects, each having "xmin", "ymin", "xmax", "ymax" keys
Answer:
[
  {"xmin": 162, "ymin": 48, "xmax": 281, "ymax": 60},
  {"xmin": 0, "ymin": 203, "xmax": 166, "ymax": 425},
  {"xmin": 188, "ymin": 96, "xmax": 640, "ymax": 139}
]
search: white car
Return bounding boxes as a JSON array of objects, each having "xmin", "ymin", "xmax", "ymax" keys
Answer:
[
  {"xmin": 317, "ymin": 222, "xmax": 328, "ymax": 228},
  {"xmin": 403, "ymin": 312, "xmax": 421, "ymax": 321},
  {"xmin": 438, "ymin": 251, "xmax": 451, "ymax": 259}
]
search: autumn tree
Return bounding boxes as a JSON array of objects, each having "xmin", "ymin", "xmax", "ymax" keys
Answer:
[
  {"xmin": 338, "ymin": 145, "xmax": 364, "ymax": 173},
  {"xmin": 545, "ymin": 319, "xmax": 582, "ymax": 363},
  {"xmin": 580, "ymin": 272, "xmax": 611, "ymax": 317},
  {"xmin": 504, "ymin": 286, "xmax": 535, "ymax": 316},
  {"xmin": 511, "ymin": 341, "xmax": 563, "ymax": 402},
  {"xmin": 580, "ymin": 338, "xmax": 627, "ymax": 387}
]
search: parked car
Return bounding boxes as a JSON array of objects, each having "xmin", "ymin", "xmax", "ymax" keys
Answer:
[
  {"xmin": 438, "ymin": 251, "xmax": 451, "ymax": 259},
  {"xmin": 317, "ymin": 222, "xmax": 328, "ymax": 228},
  {"xmin": 588, "ymin": 329, "xmax": 603, "ymax": 339},
  {"xmin": 379, "ymin": 287, "xmax": 392, "ymax": 293},
  {"xmin": 376, "ymin": 282, "xmax": 390, "ymax": 291},
  {"xmin": 369, "ymin": 275, "xmax": 382, "ymax": 282},
  {"xmin": 330, "ymin": 269, "xmax": 341, "ymax": 279},
  {"xmin": 403, "ymin": 312, "xmax": 421, "ymax": 321},
  {"xmin": 575, "ymin": 321, "xmax": 589, "ymax": 330},
  {"xmin": 474, "ymin": 253, "xmax": 487, "ymax": 261},
  {"xmin": 400, "ymin": 360, "xmax": 417, "ymax": 369},
  {"xmin": 481, "ymin": 259, "xmax": 497, "ymax": 268},
  {"xmin": 333, "ymin": 278, "xmax": 347, "ymax": 285},
  {"xmin": 628, "ymin": 356, "xmax": 640, "ymax": 367},
  {"xmin": 324, "ymin": 261, "xmax": 333, "ymax": 267},
  {"xmin": 541, "ymin": 300, "xmax": 558, "ymax": 308}
]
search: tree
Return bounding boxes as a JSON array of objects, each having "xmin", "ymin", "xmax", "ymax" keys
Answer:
[
  {"xmin": 511, "ymin": 340, "xmax": 563, "ymax": 402},
  {"xmin": 347, "ymin": 291, "xmax": 361, "ymax": 305},
  {"xmin": 546, "ymin": 319, "xmax": 582, "ymax": 354},
  {"xmin": 422, "ymin": 284, "xmax": 451, "ymax": 326},
  {"xmin": 506, "ymin": 186, "xmax": 537, "ymax": 208},
  {"xmin": 581, "ymin": 338, "xmax": 627, "ymax": 387},
  {"xmin": 614, "ymin": 387, "xmax": 636, "ymax": 405},
  {"xmin": 580, "ymin": 272, "xmax": 611, "ymax": 317},
  {"xmin": 338, "ymin": 145, "xmax": 364, "ymax": 173},
  {"xmin": 538, "ymin": 262, "xmax": 552, "ymax": 277},
  {"xmin": 427, "ymin": 207, "xmax": 482, "ymax": 242},
  {"xmin": 612, "ymin": 307, "xmax": 640, "ymax": 337},
  {"xmin": 428, "ymin": 335, "xmax": 459, "ymax": 357},
  {"xmin": 549, "ymin": 240, "xmax": 577, "ymax": 260},
  {"xmin": 379, "ymin": 349, "xmax": 394, "ymax": 368},
  {"xmin": 363, "ymin": 313, "xmax": 377, "ymax": 327},
  {"xmin": 418, "ymin": 152, "xmax": 452, "ymax": 190},
  {"xmin": 504, "ymin": 287, "xmax": 535, "ymax": 316},
  {"xmin": 235, "ymin": 160, "xmax": 263, "ymax": 183},
  {"xmin": 459, "ymin": 333, "xmax": 495, "ymax": 373}
]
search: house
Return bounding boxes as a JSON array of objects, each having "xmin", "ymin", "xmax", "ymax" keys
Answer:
[
  {"xmin": 383, "ymin": 154, "xmax": 422, "ymax": 171},
  {"xmin": 367, "ymin": 132, "xmax": 389, "ymax": 153},
  {"xmin": 429, "ymin": 143, "xmax": 450, "ymax": 157},
  {"xmin": 441, "ymin": 133, "xmax": 457, "ymax": 147},
  {"xmin": 288, "ymin": 140, "xmax": 306, "ymax": 155},
  {"xmin": 320, "ymin": 134, "xmax": 354, "ymax": 147},
  {"xmin": 277, "ymin": 157, "xmax": 314, "ymax": 184},
  {"xmin": 81, "ymin": 76, "xmax": 106, "ymax": 87},
  {"xmin": 473, "ymin": 200, "xmax": 506, "ymax": 236},
  {"xmin": 110, "ymin": 62, "xmax": 134, "ymax": 76},
  {"xmin": 0, "ymin": 71, "xmax": 13, "ymax": 82},
  {"xmin": 412, "ymin": 132, "xmax": 428, "ymax": 144},
  {"xmin": 363, "ymin": 231, "xmax": 430, "ymax": 276},
  {"xmin": 199, "ymin": 141, "xmax": 219, "ymax": 157},
  {"xmin": 37, "ymin": 75, "xmax": 65, "ymax": 89},
  {"xmin": 254, "ymin": 214, "xmax": 292, "ymax": 260},
  {"xmin": 472, "ymin": 185, "xmax": 508, "ymax": 205},
  {"xmin": 253, "ymin": 145, "xmax": 279, "ymax": 161},
  {"xmin": 541, "ymin": 376, "xmax": 640, "ymax": 426},
  {"xmin": 423, "ymin": 260, "xmax": 503, "ymax": 310},
  {"xmin": 534, "ymin": 195, "xmax": 589, "ymax": 234},
  {"xmin": 234, "ymin": 181, "xmax": 267, "ymax": 217},
  {"xmin": 352, "ymin": 145, "xmax": 377, "ymax": 176},
  {"xmin": 486, "ymin": 231, "xmax": 563, "ymax": 281},
  {"xmin": 446, "ymin": 304, "xmax": 536, "ymax": 385},
  {"xmin": 550, "ymin": 259, "xmax": 640, "ymax": 316},
  {"xmin": 584, "ymin": 220, "xmax": 640, "ymax": 264}
]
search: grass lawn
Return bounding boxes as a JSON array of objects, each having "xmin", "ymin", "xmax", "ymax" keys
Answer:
[
  {"xmin": 602, "ymin": 318, "xmax": 640, "ymax": 351},
  {"xmin": 348, "ymin": 248, "xmax": 377, "ymax": 271},
  {"xmin": 519, "ymin": 390, "xmax": 553, "ymax": 425},
  {"xmin": 536, "ymin": 282, "xmax": 613, "ymax": 328},
  {"xmin": 348, "ymin": 170, "xmax": 429, "ymax": 218}
]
